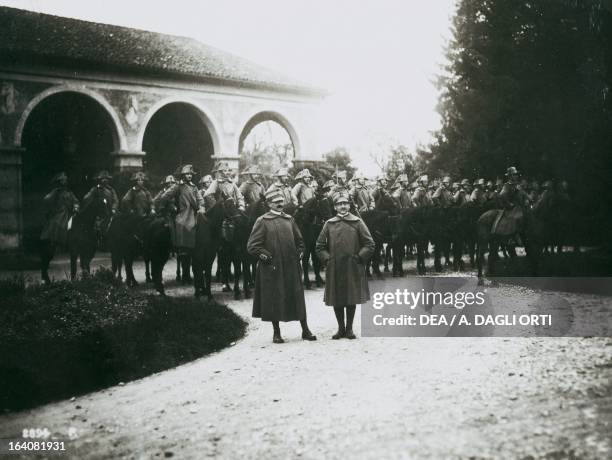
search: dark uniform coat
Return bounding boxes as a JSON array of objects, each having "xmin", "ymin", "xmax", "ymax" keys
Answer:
[
  {"xmin": 83, "ymin": 184, "xmax": 119, "ymax": 215},
  {"xmin": 247, "ymin": 211, "xmax": 306, "ymax": 322},
  {"xmin": 121, "ymin": 186, "xmax": 153, "ymax": 217},
  {"xmin": 239, "ymin": 180, "xmax": 265, "ymax": 206},
  {"xmin": 40, "ymin": 186, "xmax": 79, "ymax": 245},
  {"xmin": 411, "ymin": 186, "xmax": 432, "ymax": 207},
  {"xmin": 157, "ymin": 181, "xmax": 203, "ymax": 248},
  {"xmin": 432, "ymin": 186, "xmax": 453, "ymax": 207},
  {"xmin": 291, "ymin": 182, "xmax": 316, "ymax": 207},
  {"xmin": 351, "ymin": 185, "xmax": 375, "ymax": 212},
  {"xmin": 315, "ymin": 213, "xmax": 375, "ymax": 306}
]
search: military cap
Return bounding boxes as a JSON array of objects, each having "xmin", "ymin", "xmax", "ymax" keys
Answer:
[
  {"xmin": 506, "ymin": 166, "xmax": 519, "ymax": 176},
  {"xmin": 265, "ymin": 188, "xmax": 284, "ymax": 203},
  {"xmin": 163, "ymin": 175, "xmax": 177, "ymax": 185},
  {"xmin": 51, "ymin": 172, "xmax": 68, "ymax": 183},
  {"xmin": 542, "ymin": 180, "xmax": 553, "ymax": 189},
  {"xmin": 295, "ymin": 168, "xmax": 313, "ymax": 180},
  {"xmin": 460, "ymin": 179, "xmax": 470, "ymax": 186},
  {"xmin": 240, "ymin": 165, "xmax": 261, "ymax": 176},
  {"xmin": 486, "ymin": 180, "xmax": 494, "ymax": 188},
  {"xmin": 332, "ymin": 190, "xmax": 350, "ymax": 204},
  {"xmin": 131, "ymin": 171, "xmax": 146, "ymax": 181},
  {"xmin": 351, "ymin": 171, "xmax": 366, "ymax": 181},
  {"xmin": 397, "ymin": 173, "xmax": 409, "ymax": 183},
  {"xmin": 95, "ymin": 170, "xmax": 112, "ymax": 181},
  {"xmin": 377, "ymin": 175, "xmax": 388, "ymax": 183},
  {"xmin": 181, "ymin": 164, "xmax": 196, "ymax": 175},
  {"xmin": 273, "ymin": 167, "xmax": 291, "ymax": 177},
  {"xmin": 452, "ymin": 182, "xmax": 460, "ymax": 189},
  {"xmin": 212, "ymin": 161, "xmax": 230, "ymax": 173},
  {"xmin": 322, "ymin": 180, "xmax": 335, "ymax": 190},
  {"xmin": 442, "ymin": 176, "xmax": 451, "ymax": 184},
  {"xmin": 417, "ymin": 174, "xmax": 429, "ymax": 184},
  {"xmin": 199, "ymin": 174, "xmax": 212, "ymax": 185},
  {"xmin": 475, "ymin": 178, "xmax": 485, "ymax": 186}
]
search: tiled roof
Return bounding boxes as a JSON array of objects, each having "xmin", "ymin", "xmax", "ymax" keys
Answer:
[{"xmin": 0, "ymin": 6, "xmax": 325, "ymax": 96}]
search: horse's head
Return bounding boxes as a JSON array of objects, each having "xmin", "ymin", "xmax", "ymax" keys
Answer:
[{"xmin": 376, "ymin": 191, "xmax": 398, "ymax": 213}]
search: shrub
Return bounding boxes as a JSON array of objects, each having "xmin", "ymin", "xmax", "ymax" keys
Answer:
[{"xmin": 0, "ymin": 269, "xmax": 246, "ymax": 412}]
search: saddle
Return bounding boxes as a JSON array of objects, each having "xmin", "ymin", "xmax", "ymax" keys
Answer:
[{"xmin": 491, "ymin": 206, "xmax": 523, "ymax": 236}]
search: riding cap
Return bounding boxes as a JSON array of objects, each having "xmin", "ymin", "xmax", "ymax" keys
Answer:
[
  {"xmin": 417, "ymin": 174, "xmax": 429, "ymax": 185},
  {"xmin": 199, "ymin": 174, "xmax": 213, "ymax": 185},
  {"xmin": 240, "ymin": 166, "xmax": 261, "ymax": 176},
  {"xmin": 51, "ymin": 172, "xmax": 68, "ymax": 183},
  {"xmin": 506, "ymin": 166, "xmax": 519, "ymax": 176},
  {"xmin": 273, "ymin": 167, "xmax": 291, "ymax": 177},
  {"xmin": 295, "ymin": 168, "xmax": 313, "ymax": 180},
  {"xmin": 131, "ymin": 171, "xmax": 146, "ymax": 182},
  {"xmin": 163, "ymin": 175, "xmax": 177, "ymax": 185},
  {"xmin": 475, "ymin": 178, "xmax": 485, "ymax": 186},
  {"xmin": 331, "ymin": 190, "xmax": 350, "ymax": 205},
  {"xmin": 180, "ymin": 164, "xmax": 196, "ymax": 175},
  {"xmin": 322, "ymin": 180, "xmax": 335, "ymax": 190},
  {"xmin": 212, "ymin": 161, "xmax": 230, "ymax": 173},
  {"xmin": 95, "ymin": 170, "xmax": 112, "ymax": 181},
  {"xmin": 460, "ymin": 178, "xmax": 470, "ymax": 186},
  {"xmin": 265, "ymin": 188, "xmax": 285, "ymax": 203}
]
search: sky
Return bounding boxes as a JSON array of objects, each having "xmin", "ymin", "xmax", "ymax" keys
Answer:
[{"xmin": 1, "ymin": 0, "xmax": 456, "ymax": 173}]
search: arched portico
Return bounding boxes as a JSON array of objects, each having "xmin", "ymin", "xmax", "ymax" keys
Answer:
[{"xmin": 237, "ymin": 110, "xmax": 301, "ymax": 161}]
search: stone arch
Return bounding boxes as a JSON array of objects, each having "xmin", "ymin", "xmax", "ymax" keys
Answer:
[
  {"xmin": 137, "ymin": 97, "xmax": 221, "ymax": 155},
  {"xmin": 15, "ymin": 85, "xmax": 127, "ymax": 150},
  {"xmin": 237, "ymin": 110, "xmax": 301, "ymax": 159}
]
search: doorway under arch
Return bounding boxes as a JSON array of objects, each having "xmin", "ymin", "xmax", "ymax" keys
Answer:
[{"xmin": 20, "ymin": 91, "xmax": 119, "ymax": 253}]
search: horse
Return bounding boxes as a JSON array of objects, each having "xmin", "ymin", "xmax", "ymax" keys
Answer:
[
  {"xmin": 476, "ymin": 206, "xmax": 542, "ymax": 285},
  {"xmin": 192, "ymin": 199, "xmax": 224, "ymax": 301},
  {"xmin": 107, "ymin": 212, "xmax": 158, "ymax": 287},
  {"xmin": 294, "ymin": 192, "xmax": 333, "ymax": 288},
  {"xmin": 361, "ymin": 191, "xmax": 398, "ymax": 277},
  {"xmin": 40, "ymin": 190, "xmax": 110, "ymax": 283},
  {"xmin": 394, "ymin": 206, "xmax": 430, "ymax": 275}
]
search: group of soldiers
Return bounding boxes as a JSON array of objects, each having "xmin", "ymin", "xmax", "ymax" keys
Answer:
[{"xmin": 41, "ymin": 162, "xmax": 567, "ymax": 279}]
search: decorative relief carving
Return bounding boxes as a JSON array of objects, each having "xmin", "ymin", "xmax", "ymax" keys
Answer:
[
  {"xmin": 124, "ymin": 94, "xmax": 139, "ymax": 127},
  {"xmin": 0, "ymin": 82, "xmax": 16, "ymax": 115}
]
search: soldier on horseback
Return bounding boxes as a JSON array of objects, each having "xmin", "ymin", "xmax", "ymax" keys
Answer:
[
  {"xmin": 469, "ymin": 178, "xmax": 487, "ymax": 205},
  {"xmin": 82, "ymin": 170, "xmax": 119, "ymax": 216},
  {"xmin": 291, "ymin": 168, "xmax": 316, "ymax": 208},
  {"xmin": 198, "ymin": 174, "xmax": 213, "ymax": 196},
  {"xmin": 412, "ymin": 175, "xmax": 433, "ymax": 207},
  {"xmin": 239, "ymin": 166, "xmax": 265, "ymax": 207},
  {"xmin": 266, "ymin": 167, "xmax": 293, "ymax": 208},
  {"xmin": 432, "ymin": 176, "xmax": 453, "ymax": 207},
  {"xmin": 40, "ymin": 172, "xmax": 80, "ymax": 283},
  {"xmin": 453, "ymin": 179, "xmax": 470, "ymax": 205},
  {"xmin": 350, "ymin": 171, "xmax": 375, "ymax": 212},
  {"xmin": 204, "ymin": 161, "xmax": 246, "ymax": 211},
  {"xmin": 392, "ymin": 173, "xmax": 413, "ymax": 208},
  {"xmin": 157, "ymin": 164, "xmax": 204, "ymax": 283},
  {"xmin": 121, "ymin": 171, "xmax": 154, "ymax": 217},
  {"xmin": 371, "ymin": 176, "xmax": 389, "ymax": 203}
]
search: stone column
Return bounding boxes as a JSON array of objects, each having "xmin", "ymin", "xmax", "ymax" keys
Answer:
[
  {"xmin": 111, "ymin": 150, "xmax": 146, "ymax": 172},
  {"xmin": 0, "ymin": 146, "xmax": 24, "ymax": 251}
]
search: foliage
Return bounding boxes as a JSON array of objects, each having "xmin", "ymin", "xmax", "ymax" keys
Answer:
[
  {"xmin": 322, "ymin": 147, "xmax": 357, "ymax": 179},
  {"xmin": 0, "ymin": 268, "xmax": 247, "ymax": 411},
  {"xmin": 421, "ymin": 0, "xmax": 612, "ymax": 240}
]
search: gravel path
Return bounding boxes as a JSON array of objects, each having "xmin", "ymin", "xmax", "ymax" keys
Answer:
[{"xmin": 1, "ymin": 256, "xmax": 611, "ymax": 459}]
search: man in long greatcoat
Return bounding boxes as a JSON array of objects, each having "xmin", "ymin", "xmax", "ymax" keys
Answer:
[
  {"xmin": 40, "ymin": 172, "xmax": 80, "ymax": 280},
  {"xmin": 121, "ymin": 171, "xmax": 153, "ymax": 217},
  {"xmin": 156, "ymin": 164, "xmax": 204, "ymax": 282},
  {"xmin": 82, "ymin": 170, "xmax": 119, "ymax": 216},
  {"xmin": 239, "ymin": 166, "xmax": 265, "ymax": 207},
  {"xmin": 247, "ymin": 188, "xmax": 317, "ymax": 343},
  {"xmin": 315, "ymin": 190, "xmax": 375, "ymax": 340}
]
